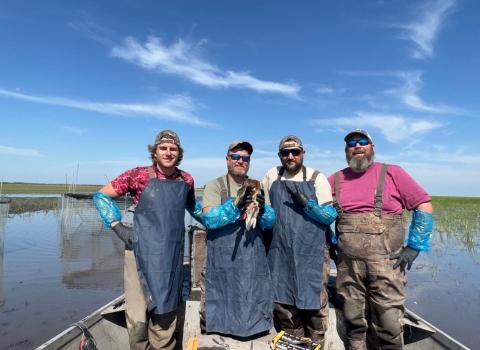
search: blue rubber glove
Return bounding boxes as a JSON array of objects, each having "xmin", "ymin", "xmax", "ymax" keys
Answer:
[
  {"xmin": 186, "ymin": 198, "xmax": 204, "ymax": 225},
  {"xmin": 93, "ymin": 192, "xmax": 122, "ymax": 228},
  {"xmin": 304, "ymin": 201, "xmax": 338, "ymax": 226},
  {"xmin": 203, "ymin": 199, "xmax": 241, "ymax": 230},
  {"xmin": 406, "ymin": 209, "xmax": 433, "ymax": 251},
  {"xmin": 258, "ymin": 205, "xmax": 276, "ymax": 229}
]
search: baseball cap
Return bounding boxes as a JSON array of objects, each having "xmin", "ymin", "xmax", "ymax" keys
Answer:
[
  {"xmin": 227, "ymin": 140, "xmax": 253, "ymax": 155},
  {"xmin": 155, "ymin": 130, "xmax": 180, "ymax": 146},
  {"xmin": 279, "ymin": 135, "xmax": 303, "ymax": 150},
  {"xmin": 343, "ymin": 129, "xmax": 373, "ymax": 142}
]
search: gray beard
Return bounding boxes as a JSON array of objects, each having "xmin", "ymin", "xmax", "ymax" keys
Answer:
[
  {"xmin": 228, "ymin": 163, "xmax": 249, "ymax": 177},
  {"xmin": 347, "ymin": 152, "xmax": 375, "ymax": 171}
]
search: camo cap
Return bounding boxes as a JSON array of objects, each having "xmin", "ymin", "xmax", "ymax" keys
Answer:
[
  {"xmin": 343, "ymin": 128, "xmax": 373, "ymax": 142},
  {"xmin": 279, "ymin": 135, "xmax": 303, "ymax": 150},
  {"xmin": 155, "ymin": 130, "xmax": 180, "ymax": 146},
  {"xmin": 227, "ymin": 140, "xmax": 253, "ymax": 155}
]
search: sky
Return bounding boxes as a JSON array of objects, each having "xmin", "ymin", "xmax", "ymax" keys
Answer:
[{"xmin": 1, "ymin": 0, "xmax": 479, "ymax": 197}]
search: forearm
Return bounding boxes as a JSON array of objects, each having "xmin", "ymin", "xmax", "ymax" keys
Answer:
[
  {"xmin": 407, "ymin": 209, "xmax": 433, "ymax": 251},
  {"xmin": 259, "ymin": 205, "xmax": 276, "ymax": 229},
  {"xmin": 203, "ymin": 199, "xmax": 241, "ymax": 230},
  {"xmin": 303, "ymin": 200, "xmax": 338, "ymax": 225},
  {"xmin": 93, "ymin": 192, "xmax": 122, "ymax": 228},
  {"xmin": 186, "ymin": 198, "xmax": 204, "ymax": 225}
]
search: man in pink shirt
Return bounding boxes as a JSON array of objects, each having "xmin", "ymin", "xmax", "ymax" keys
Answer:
[{"xmin": 328, "ymin": 129, "xmax": 433, "ymax": 350}]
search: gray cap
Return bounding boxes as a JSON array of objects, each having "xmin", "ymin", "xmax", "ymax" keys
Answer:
[
  {"xmin": 227, "ymin": 140, "xmax": 253, "ymax": 155},
  {"xmin": 155, "ymin": 130, "xmax": 180, "ymax": 146},
  {"xmin": 279, "ymin": 135, "xmax": 303, "ymax": 150},
  {"xmin": 344, "ymin": 128, "xmax": 373, "ymax": 142}
]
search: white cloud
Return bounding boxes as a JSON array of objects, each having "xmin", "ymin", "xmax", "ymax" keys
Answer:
[
  {"xmin": 64, "ymin": 126, "xmax": 87, "ymax": 135},
  {"xmin": 313, "ymin": 112, "xmax": 443, "ymax": 143},
  {"xmin": 0, "ymin": 145, "xmax": 42, "ymax": 156},
  {"xmin": 344, "ymin": 70, "xmax": 466, "ymax": 114},
  {"xmin": 0, "ymin": 89, "xmax": 214, "ymax": 127},
  {"xmin": 389, "ymin": 71, "xmax": 466, "ymax": 114},
  {"xmin": 396, "ymin": 0, "xmax": 458, "ymax": 59},
  {"xmin": 111, "ymin": 36, "xmax": 300, "ymax": 98},
  {"xmin": 315, "ymin": 87, "xmax": 346, "ymax": 94}
]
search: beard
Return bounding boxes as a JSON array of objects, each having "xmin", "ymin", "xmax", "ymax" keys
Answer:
[
  {"xmin": 346, "ymin": 150, "xmax": 375, "ymax": 171},
  {"xmin": 281, "ymin": 158, "xmax": 303, "ymax": 173},
  {"xmin": 227, "ymin": 162, "xmax": 249, "ymax": 177}
]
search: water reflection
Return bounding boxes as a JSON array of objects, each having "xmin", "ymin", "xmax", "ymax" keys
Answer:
[
  {"xmin": 58, "ymin": 194, "xmax": 134, "ymax": 289},
  {"xmin": 0, "ymin": 198, "xmax": 10, "ymax": 308}
]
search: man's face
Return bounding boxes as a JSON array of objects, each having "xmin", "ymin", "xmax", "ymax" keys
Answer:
[
  {"xmin": 226, "ymin": 147, "xmax": 250, "ymax": 177},
  {"xmin": 278, "ymin": 147, "xmax": 305, "ymax": 174},
  {"xmin": 345, "ymin": 134, "xmax": 375, "ymax": 172},
  {"xmin": 155, "ymin": 139, "xmax": 179, "ymax": 169}
]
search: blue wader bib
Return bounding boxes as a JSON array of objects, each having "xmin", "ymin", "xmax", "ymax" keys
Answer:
[
  {"xmin": 133, "ymin": 173, "xmax": 189, "ymax": 315},
  {"xmin": 205, "ymin": 193, "xmax": 274, "ymax": 337},
  {"xmin": 268, "ymin": 176, "xmax": 326, "ymax": 309}
]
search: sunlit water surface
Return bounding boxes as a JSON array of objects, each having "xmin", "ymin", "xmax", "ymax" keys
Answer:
[{"xmin": 0, "ymin": 197, "xmax": 479, "ymax": 349}]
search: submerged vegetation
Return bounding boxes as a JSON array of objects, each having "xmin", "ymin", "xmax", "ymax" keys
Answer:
[{"xmin": 8, "ymin": 197, "xmax": 60, "ymax": 215}]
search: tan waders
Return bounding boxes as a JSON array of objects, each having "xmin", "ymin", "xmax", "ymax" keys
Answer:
[{"xmin": 124, "ymin": 250, "xmax": 177, "ymax": 350}]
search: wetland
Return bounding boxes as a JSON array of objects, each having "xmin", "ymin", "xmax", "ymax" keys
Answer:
[{"xmin": 0, "ymin": 191, "xmax": 479, "ymax": 349}]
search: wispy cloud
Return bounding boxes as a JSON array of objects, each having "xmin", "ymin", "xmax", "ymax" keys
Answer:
[
  {"xmin": 313, "ymin": 112, "xmax": 443, "ymax": 143},
  {"xmin": 342, "ymin": 70, "xmax": 466, "ymax": 114},
  {"xmin": 315, "ymin": 87, "xmax": 346, "ymax": 94},
  {"xmin": 387, "ymin": 71, "xmax": 466, "ymax": 114},
  {"xmin": 111, "ymin": 36, "xmax": 301, "ymax": 98},
  {"xmin": 0, "ymin": 89, "xmax": 214, "ymax": 127},
  {"xmin": 64, "ymin": 126, "xmax": 87, "ymax": 135},
  {"xmin": 395, "ymin": 0, "xmax": 458, "ymax": 59},
  {"xmin": 67, "ymin": 15, "xmax": 115, "ymax": 46},
  {"xmin": 0, "ymin": 145, "xmax": 42, "ymax": 156}
]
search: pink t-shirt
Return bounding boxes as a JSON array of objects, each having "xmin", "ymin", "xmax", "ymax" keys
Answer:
[
  {"xmin": 110, "ymin": 165, "xmax": 195, "ymax": 206},
  {"xmin": 327, "ymin": 162, "xmax": 430, "ymax": 215}
]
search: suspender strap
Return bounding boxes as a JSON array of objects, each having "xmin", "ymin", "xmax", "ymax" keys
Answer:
[
  {"xmin": 276, "ymin": 167, "xmax": 285, "ymax": 181},
  {"xmin": 373, "ymin": 163, "xmax": 388, "ymax": 217},
  {"xmin": 310, "ymin": 170, "xmax": 320, "ymax": 182},
  {"xmin": 333, "ymin": 171, "xmax": 343, "ymax": 218},
  {"xmin": 217, "ymin": 175, "xmax": 230, "ymax": 198},
  {"xmin": 176, "ymin": 168, "xmax": 185, "ymax": 182},
  {"xmin": 148, "ymin": 166, "xmax": 155, "ymax": 180},
  {"xmin": 302, "ymin": 166, "xmax": 307, "ymax": 181}
]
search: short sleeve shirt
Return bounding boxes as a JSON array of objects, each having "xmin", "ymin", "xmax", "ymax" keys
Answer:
[
  {"xmin": 327, "ymin": 162, "xmax": 430, "ymax": 215},
  {"xmin": 110, "ymin": 165, "xmax": 196, "ymax": 206},
  {"xmin": 202, "ymin": 175, "xmax": 271, "ymax": 208},
  {"xmin": 262, "ymin": 165, "xmax": 333, "ymax": 205}
]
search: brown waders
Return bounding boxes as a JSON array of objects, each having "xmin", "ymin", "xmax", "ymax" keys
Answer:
[
  {"xmin": 124, "ymin": 250, "xmax": 177, "ymax": 350},
  {"xmin": 333, "ymin": 164, "xmax": 407, "ymax": 350}
]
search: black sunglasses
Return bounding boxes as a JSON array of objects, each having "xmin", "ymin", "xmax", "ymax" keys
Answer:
[
  {"xmin": 346, "ymin": 138, "xmax": 371, "ymax": 148},
  {"xmin": 229, "ymin": 154, "xmax": 251, "ymax": 162},
  {"xmin": 280, "ymin": 148, "xmax": 302, "ymax": 157}
]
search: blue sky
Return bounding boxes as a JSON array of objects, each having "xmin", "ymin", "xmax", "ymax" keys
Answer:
[{"xmin": 1, "ymin": 0, "xmax": 479, "ymax": 197}]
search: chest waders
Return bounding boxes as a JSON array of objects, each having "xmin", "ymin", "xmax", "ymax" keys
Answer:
[
  {"xmin": 133, "ymin": 167, "xmax": 189, "ymax": 315},
  {"xmin": 333, "ymin": 163, "xmax": 405, "ymax": 259},
  {"xmin": 205, "ymin": 175, "xmax": 273, "ymax": 337},
  {"xmin": 268, "ymin": 167, "xmax": 326, "ymax": 309},
  {"xmin": 333, "ymin": 163, "xmax": 407, "ymax": 350}
]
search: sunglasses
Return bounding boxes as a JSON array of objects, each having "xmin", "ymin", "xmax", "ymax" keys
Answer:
[
  {"xmin": 346, "ymin": 138, "xmax": 371, "ymax": 148},
  {"xmin": 229, "ymin": 154, "xmax": 251, "ymax": 162},
  {"xmin": 279, "ymin": 148, "xmax": 302, "ymax": 157}
]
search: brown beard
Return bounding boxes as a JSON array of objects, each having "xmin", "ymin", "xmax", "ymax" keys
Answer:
[
  {"xmin": 281, "ymin": 158, "xmax": 303, "ymax": 173},
  {"xmin": 346, "ymin": 150, "xmax": 375, "ymax": 171}
]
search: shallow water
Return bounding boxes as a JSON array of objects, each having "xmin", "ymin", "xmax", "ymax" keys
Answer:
[{"xmin": 0, "ymin": 197, "xmax": 479, "ymax": 349}]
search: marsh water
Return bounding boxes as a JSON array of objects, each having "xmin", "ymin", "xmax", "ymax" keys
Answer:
[{"xmin": 0, "ymin": 196, "xmax": 479, "ymax": 349}]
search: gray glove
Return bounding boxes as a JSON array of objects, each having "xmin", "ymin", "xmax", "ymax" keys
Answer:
[
  {"xmin": 285, "ymin": 182, "xmax": 310, "ymax": 208},
  {"xmin": 112, "ymin": 223, "xmax": 133, "ymax": 250},
  {"xmin": 390, "ymin": 246, "xmax": 420, "ymax": 271}
]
